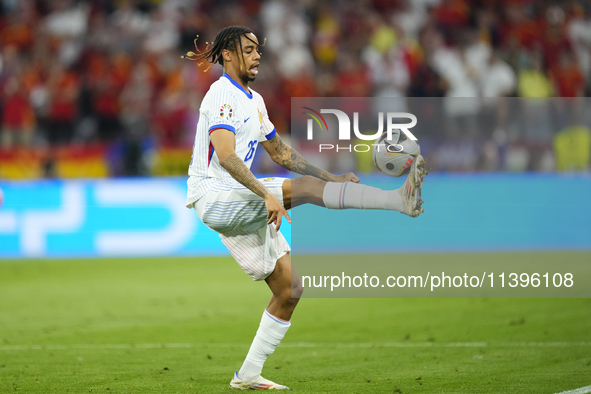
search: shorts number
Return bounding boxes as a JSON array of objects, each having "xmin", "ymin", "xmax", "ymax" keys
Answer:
[{"xmin": 245, "ymin": 140, "xmax": 257, "ymax": 162}]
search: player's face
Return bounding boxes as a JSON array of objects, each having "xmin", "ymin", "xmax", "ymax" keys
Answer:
[{"xmin": 236, "ymin": 33, "xmax": 261, "ymax": 83}]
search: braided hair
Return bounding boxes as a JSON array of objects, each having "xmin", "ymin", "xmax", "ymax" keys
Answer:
[{"xmin": 182, "ymin": 26, "xmax": 264, "ymax": 72}]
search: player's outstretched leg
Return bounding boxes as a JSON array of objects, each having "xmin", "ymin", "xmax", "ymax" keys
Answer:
[
  {"xmin": 285, "ymin": 155, "xmax": 427, "ymax": 217},
  {"xmin": 230, "ymin": 254, "xmax": 302, "ymax": 390}
]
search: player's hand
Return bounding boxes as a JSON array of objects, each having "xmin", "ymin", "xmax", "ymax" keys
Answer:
[
  {"xmin": 264, "ymin": 193, "xmax": 291, "ymax": 231},
  {"xmin": 332, "ymin": 172, "xmax": 360, "ymax": 183}
]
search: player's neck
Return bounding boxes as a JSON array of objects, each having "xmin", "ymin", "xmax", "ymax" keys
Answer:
[{"xmin": 224, "ymin": 68, "xmax": 250, "ymax": 92}]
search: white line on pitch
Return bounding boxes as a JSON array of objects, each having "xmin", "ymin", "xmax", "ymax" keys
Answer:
[
  {"xmin": 555, "ymin": 385, "xmax": 591, "ymax": 394},
  {"xmin": 1, "ymin": 342, "xmax": 591, "ymax": 351}
]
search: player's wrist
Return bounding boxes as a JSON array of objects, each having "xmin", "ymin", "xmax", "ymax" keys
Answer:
[{"xmin": 328, "ymin": 173, "xmax": 341, "ymax": 182}]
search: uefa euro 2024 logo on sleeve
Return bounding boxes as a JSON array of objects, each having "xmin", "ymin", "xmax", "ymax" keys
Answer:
[{"xmin": 302, "ymin": 107, "xmax": 417, "ymax": 153}]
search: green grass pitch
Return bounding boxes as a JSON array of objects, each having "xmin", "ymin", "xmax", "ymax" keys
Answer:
[{"xmin": 1, "ymin": 253, "xmax": 590, "ymax": 393}]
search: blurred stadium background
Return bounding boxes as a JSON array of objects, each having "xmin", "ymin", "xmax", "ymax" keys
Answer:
[{"xmin": 0, "ymin": 0, "xmax": 590, "ymax": 178}]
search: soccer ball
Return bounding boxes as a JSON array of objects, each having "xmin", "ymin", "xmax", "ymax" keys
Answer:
[{"xmin": 372, "ymin": 131, "xmax": 420, "ymax": 177}]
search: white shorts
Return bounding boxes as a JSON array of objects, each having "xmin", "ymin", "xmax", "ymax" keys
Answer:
[{"xmin": 193, "ymin": 177, "xmax": 291, "ymax": 281}]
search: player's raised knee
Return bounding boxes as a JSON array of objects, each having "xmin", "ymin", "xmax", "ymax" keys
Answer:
[
  {"xmin": 301, "ymin": 175, "xmax": 323, "ymax": 186},
  {"xmin": 300, "ymin": 176, "xmax": 325, "ymax": 197}
]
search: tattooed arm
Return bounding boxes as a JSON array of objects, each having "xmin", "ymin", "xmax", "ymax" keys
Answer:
[
  {"xmin": 210, "ymin": 129, "xmax": 290, "ymax": 230},
  {"xmin": 261, "ymin": 133, "xmax": 359, "ymax": 183},
  {"xmin": 220, "ymin": 153, "xmax": 271, "ymax": 198}
]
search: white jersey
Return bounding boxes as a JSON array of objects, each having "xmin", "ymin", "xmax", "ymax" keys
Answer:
[{"xmin": 186, "ymin": 73, "xmax": 277, "ymax": 207}]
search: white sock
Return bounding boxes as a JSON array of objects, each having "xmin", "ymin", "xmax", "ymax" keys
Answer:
[
  {"xmin": 238, "ymin": 310, "xmax": 291, "ymax": 380},
  {"xmin": 322, "ymin": 182, "xmax": 403, "ymax": 212}
]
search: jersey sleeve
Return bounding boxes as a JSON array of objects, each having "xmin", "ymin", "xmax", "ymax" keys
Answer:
[
  {"xmin": 256, "ymin": 95, "xmax": 277, "ymax": 142},
  {"xmin": 202, "ymin": 88, "xmax": 241, "ymax": 135}
]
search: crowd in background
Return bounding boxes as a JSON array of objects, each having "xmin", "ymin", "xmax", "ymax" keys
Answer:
[{"xmin": 0, "ymin": 0, "xmax": 590, "ymax": 176}]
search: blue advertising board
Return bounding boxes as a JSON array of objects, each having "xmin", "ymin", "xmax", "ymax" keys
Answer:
[
  {"xmin": 0, "ymin": 178, "xmax": 235, "ymax": 258},
  {"xmin": 293, "ymin": 173, "xmax": 591, "ymax": 253},
  {"xmin": 0, "ymin": 174, "xmax": 589, "ymax": 258}
]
